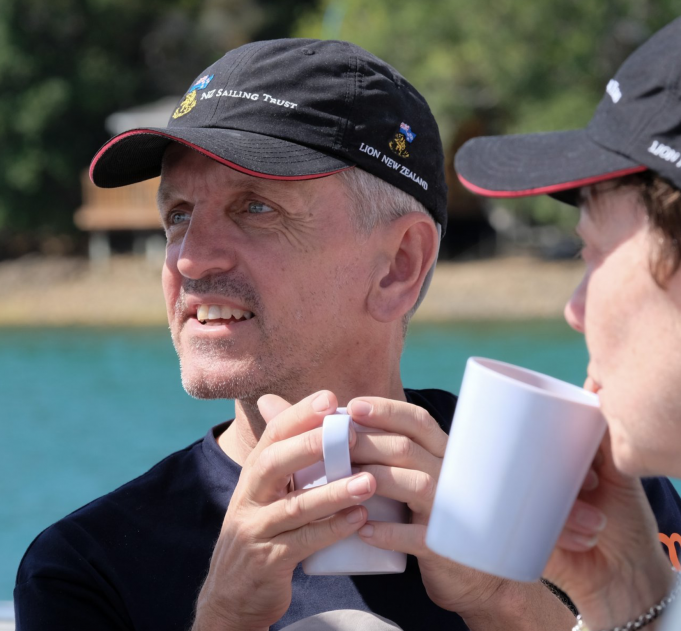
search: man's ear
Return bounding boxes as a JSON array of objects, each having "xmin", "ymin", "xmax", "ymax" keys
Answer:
[{"xmin": 367, "ymin": 213, "xmax": 439, "ymax": 323}]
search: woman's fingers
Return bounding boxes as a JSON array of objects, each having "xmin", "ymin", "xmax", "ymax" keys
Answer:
[
  {"xmin": 555, "ymin": 498, "xmax": 607, "ymax": 552},
  {"xmin": 565, "ymin": 498, "xmax": 608, "ymax": 534},
  {"xmin": 555, "ymin": 529, "xmax": 600, "ymax": 552},
  {"xmin": 582, "ymin": 467, "xmax": 599, "ymax": 492}
]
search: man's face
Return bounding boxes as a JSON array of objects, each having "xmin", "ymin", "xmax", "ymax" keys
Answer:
[
  {"xmin": 158, "ymin": 145, "xmax": 374, "ymax": 403},
  {"xmin": 564, "ymin": 183, "xmax": 681, "ymax": 476}
]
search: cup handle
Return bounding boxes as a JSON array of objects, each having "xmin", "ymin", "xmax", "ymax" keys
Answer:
[{"xmin": 322, "ymin": 413, "xmax": 353, "ymax": 483}]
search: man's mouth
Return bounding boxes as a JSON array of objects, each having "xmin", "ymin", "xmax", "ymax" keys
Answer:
[{"xmin": 196, "ymin": 304, "xmax": 254, "ymax": 325}]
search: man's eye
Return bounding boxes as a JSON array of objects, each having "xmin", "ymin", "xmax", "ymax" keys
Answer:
[
  {"xmin": 247, "ymin": 201, "xmax": 274, "ymax": 214},
  {"xmin": 169, "ymin": 211, "xmax": 190, "ymax": 225}
]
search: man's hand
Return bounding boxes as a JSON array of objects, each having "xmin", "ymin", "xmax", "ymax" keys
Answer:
[
  {"xmin": 192, "ymin": 391, "xmax": 376, "ymax": 631},
  {"xmin": 348, "ymin": 397, "xmax": 575, "ymax": 629}
]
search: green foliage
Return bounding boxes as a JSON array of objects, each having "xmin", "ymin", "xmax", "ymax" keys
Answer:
[
  {"xmin": 296, "ymin": 0, "xmax": 681, "ymax": 226},
  {"xmin": 0, "ymin": 0, "xmax": 316, "ymax": 234},
  {"xmin": 4, "ymin": 0, "xmax": 681, "ymax": 236}
]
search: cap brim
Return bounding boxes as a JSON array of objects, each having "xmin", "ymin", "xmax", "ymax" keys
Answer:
[
  {"xmin": 455, "ymin": 129, "xmax": 647, "ymax": 205},
  {"xmin": 90, "ymin": 127, "xmax": 354, "ymax": 187}
]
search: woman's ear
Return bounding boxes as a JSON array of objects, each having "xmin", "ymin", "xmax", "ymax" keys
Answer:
[{"xmin": 367, "ymin": 213, "xmax": 439, "ymax": 323}]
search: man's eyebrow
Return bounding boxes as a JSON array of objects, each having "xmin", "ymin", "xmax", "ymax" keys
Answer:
[
  {"xmin": 155, "ymin": 177, "xmax": 308, "ymax": 216},
  {"xmin": 240, "ymin": 178, "xmax": 306, "ymax": 205}
]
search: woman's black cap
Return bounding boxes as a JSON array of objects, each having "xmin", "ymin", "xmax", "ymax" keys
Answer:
[{"xmin": 455, "ymin": 17, "xmax": 681, "ymax": 204}]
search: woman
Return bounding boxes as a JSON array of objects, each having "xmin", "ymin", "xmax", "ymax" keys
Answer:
[{"xmin": 455, "ymin": 16, "xmax": 681, "ymax": 631}]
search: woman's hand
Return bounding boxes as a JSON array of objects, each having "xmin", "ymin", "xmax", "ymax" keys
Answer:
[{"xmin": 544, "ymin": 397, "xmax": 673, "ymax": 629}]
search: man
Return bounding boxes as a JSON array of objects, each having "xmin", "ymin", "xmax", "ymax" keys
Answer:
[{"xmin": 14, "ymin": 38, "xmax": 681, "ymax": 631}]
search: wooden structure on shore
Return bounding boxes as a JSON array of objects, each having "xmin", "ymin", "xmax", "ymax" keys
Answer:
[
  {"xmin": 74, "ymin": 175, "xmax": 165, "ymax": 263},
  {"xmin": 74, "ymin": 97, "xmax": 178, "ymax": 264}
]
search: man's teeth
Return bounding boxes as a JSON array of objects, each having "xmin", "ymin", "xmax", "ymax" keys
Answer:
[{"xmin": 196, "ymin": 304, "xmax": 254, "ymax": 323}]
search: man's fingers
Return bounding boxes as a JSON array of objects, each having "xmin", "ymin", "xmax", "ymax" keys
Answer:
[
  {"xmin": 359, "ymin": 464, "xmax": 434, "ymax": 515},
  {"xmin": 259, "ymin": 473, "xmax": 376, "ymax": 537},
  {"xmin": 351, "ymin": 432, "xmax": 441, "ymax": 478},
  {"xmin": 257, "ymin": 394, "xmax": 292, "ymax": 424},
  {"xmin": 347, "ymin": 397, "xmax": 447, "ymax": 457},
  {"xmin": 256, "ymin": 390, "xmax": 338, "ymax": 454},
  {"xmin": 357, "ymin": 520, "xmax": 427, "ymax": 556},
  {"xmin": 246, "ymin": 428, "xmax": 328, "ymax": 501},
  {"xmin": 275, "ymin": 506, "xmax": 369, "ymax": 564}
]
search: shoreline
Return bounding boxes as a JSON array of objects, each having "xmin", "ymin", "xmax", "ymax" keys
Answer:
[{"xmin": 0, "ymin": 254, "xmax": 585, "ymax": 326}]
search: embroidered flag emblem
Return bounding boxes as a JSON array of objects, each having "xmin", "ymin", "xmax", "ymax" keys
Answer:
[
  {"xmin": 399, "ymin": 122, "xmax": 416, "ymax": 143},
  {"xmin": 189, "ymin": 74, "xmax": 214, "ymax": 92}
]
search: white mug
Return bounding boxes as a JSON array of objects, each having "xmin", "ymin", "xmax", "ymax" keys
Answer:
[
  {"xmin": 426, "ymin": 357, "xmax": 606, "ymax": 582},
  {"xmin": 293, "ymin": 409, "xmax": 408, "ymax": 575}
]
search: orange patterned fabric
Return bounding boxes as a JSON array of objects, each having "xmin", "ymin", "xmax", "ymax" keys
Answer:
[{"xmin": 659, "ymin": 533, "xmax": 681, "ymax": 570}]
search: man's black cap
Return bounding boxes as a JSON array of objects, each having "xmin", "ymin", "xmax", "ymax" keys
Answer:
[
  {"xmin": 455, "ymin": 17, "xmax": 681, "ymax": 204},
  {"xmin": 90, "ymin": 38, "xmax": 447, "ymax": 231}
]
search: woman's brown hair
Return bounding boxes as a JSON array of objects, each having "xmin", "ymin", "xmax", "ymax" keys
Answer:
[{"xmin": 619, "ymin": 172, "xmax": 681, "ymax": 285}]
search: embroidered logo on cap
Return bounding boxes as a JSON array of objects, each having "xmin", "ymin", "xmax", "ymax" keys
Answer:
[
  {"xmin": 400, "ymin": 122, "xmax": 417, "ymax": 142},
  {"xmin": 189, "ymin": 74, "xmax": 214, "ymax": 92},
  {"xmin": 172, "ymin": 91, "xmax": 197, "ymax": 119},
  {"xmin": 389, "ymin": 122, "xmax": 416, "ymax": 158},
  {"xmin": 358, "ymin": 141, "xmax": 429, "ymax": 191},
  {"xmin": 606, "ymin": 79, "xmax": 622, "ymax": 103},
  {"xmin": 648, "ymin": 139, "xmax": 681, "ymax": 167}
]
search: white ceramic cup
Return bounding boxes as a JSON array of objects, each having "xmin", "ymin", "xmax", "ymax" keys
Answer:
[
  {"xmin": 293, "ymin": 408, "xmax": 408, "ymax": 575},
  {"xmin": 426, "ymin": 357, "xmax": 606, "ymax": 582}
]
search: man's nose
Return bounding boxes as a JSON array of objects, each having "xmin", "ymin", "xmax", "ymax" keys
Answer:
[
  {"xmin": 176, "ymin": 210, "xmax": 238, "ymax": 280},
  {"xmin": 564, "ymin": 273, "xmax": 588, "ymax": 334}
]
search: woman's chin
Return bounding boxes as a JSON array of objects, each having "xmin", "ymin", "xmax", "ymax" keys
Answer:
[{"xmin": 610, "ymin": 430, "xmax": 672, "ymax": 478}]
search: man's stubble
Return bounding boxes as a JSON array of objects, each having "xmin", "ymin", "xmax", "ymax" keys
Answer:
[{"xmin": 170, "ymin": 273, "xmax": 330, "ymax": 404}]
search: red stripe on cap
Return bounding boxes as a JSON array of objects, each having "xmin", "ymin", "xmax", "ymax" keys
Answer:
[
  {"xmin": 89, "ymin": 129, "xmax": 354, "ymax": 184},
  {"xmin": 457, "ymin": 165, "xmax": 648, "ymax": 198}
]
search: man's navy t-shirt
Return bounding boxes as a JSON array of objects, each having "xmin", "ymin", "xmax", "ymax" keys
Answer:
[{"xmin": 14, "ymin": 389, "xmax": 681, "ymax": 630}]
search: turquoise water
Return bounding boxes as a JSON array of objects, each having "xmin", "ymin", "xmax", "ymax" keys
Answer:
[{"xmin": 0, "ymin": 320, "xmax": 640, "ymax": 599}]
